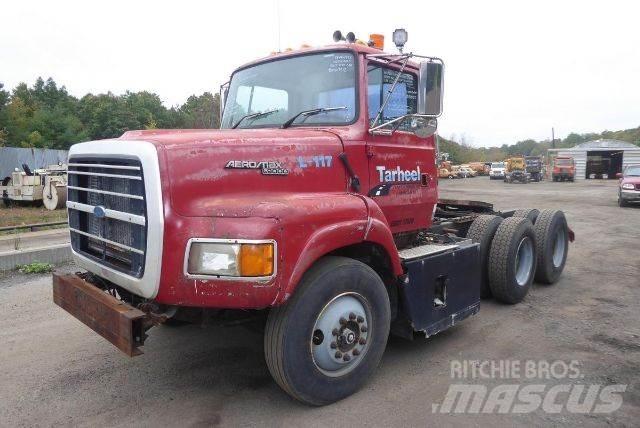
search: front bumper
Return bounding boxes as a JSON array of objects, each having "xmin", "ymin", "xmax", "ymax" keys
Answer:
[
  {"xmin": 53, "ymin": 272, "xmax": 149, "ymax": 356},
  {"xmin": 620, "ymin": 190, "xmax": 640, "ymax": 201}
]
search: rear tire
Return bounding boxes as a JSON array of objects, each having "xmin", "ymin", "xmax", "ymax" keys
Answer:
[
  {"xmin": 512, "ymin": 208, "xmax": 540, "ymax": 224},
  {"xmin": 533, "ymin": 210, "xmax": 569, "ymax": 284},
  {"xmin": 488, "ymin": 217, "xmax": 537, "ymax": 304},
  {"xmin": 264, "ymin": 257, "xmax": 390, "ymax": 406},
  {"xmin": 466, "ymin": 215, "xmax": 503, "ymax": 298}
]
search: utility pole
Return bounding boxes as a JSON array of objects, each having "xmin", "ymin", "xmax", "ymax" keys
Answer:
[{"xmin": 551, "ymin": 127, "xmax": 555, "ymax": 148}]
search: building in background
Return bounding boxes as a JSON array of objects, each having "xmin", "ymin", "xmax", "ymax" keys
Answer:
[{"xmin": 548, "ymin": 139, "xmax": 640, "ymax": 180}]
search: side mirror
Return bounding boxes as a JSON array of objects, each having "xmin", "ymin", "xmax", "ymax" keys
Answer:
[
  {"xmin": 418, "ymin": 60, "xmax": 444, "ymax": 117},
  {"xmin": 616, "ymin": 172, "xmax": 623, "ymax": 179}
]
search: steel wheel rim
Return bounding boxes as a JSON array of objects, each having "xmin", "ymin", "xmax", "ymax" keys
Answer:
[
  {"xmin": 310, "ymin": 292, "xmax": 371, "ymax": 377},
  {"xmin": 552, "ymin": 228, "xmax": 566, "ymax": 268},
  {"xmin": 515, "ymin": 236, "xmax": 534, "ymax": 286}
]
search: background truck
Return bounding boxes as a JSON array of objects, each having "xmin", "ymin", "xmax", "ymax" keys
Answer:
[
  {"xmin": 504, "ymin": 156, "xmax": 530, "ymax": 183},
  {"xmin": 525, "ymin": 155, "xmax": 543, "ymax": 182},
  {"xmin": 552, "ymin": 156, "xmax": 576, "ymax": 181},
  {"xmin": 1, "ymin": 163, "xmax": 67, "ymax": 209},
  {"xmin": 489, "ymin": 161, "xmax": 506, "ymax": 179},
  {"xmin": 52, "ymin": 30, "xmax": 573, "ymax": 406}
]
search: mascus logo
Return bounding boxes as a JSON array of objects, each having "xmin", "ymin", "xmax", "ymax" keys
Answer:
[{"xmin": 225, "ymin": 160, "xmax": 289, "ymax": 176}]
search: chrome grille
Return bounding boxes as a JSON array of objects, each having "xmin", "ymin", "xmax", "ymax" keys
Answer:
[{"xmin": 67, "ymin": 158, "xmax": 147, "ymax": 277}]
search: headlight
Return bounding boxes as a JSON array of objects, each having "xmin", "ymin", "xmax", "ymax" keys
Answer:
[
  {"xmin": 622, "ymin": 183, "xmax": 635, "ymax": 190},
  {"xmin": 186, "ymin": 241, "xmax": 274, "ymax": 277}
]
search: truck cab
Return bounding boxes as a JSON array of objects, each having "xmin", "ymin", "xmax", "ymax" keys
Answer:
[
  {"xmin": 504, "ymin": 156, "xmax": 530, "ymax": 183},
  {"xmin": 553, "ymin": 156, "xmax": 576, "ymax": 182},
  {"xmin": 53, "ymin": 31, "xmax": 572, "ymax": 406}
]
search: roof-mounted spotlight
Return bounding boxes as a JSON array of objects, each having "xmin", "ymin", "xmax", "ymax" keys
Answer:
[
  {"xmin": 333, "ymin": 30, "xmax": 345, "ymax": 42},
  {"xmin": 346, "ymin": 32, "xmax": 356, "ymax": 43},
  {"xmin": 392, "ymin": 28, "xmax": 408, "ymax": 52}
]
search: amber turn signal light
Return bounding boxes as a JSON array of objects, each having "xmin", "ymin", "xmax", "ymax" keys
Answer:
[{"xmin": 240, "ymin": 243, "xmax": 274, "ymax": 277}]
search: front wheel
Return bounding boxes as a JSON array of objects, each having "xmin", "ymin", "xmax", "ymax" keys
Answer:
[
  {"xmin": 618, "ymin": 194, "xmax": 628, "ymax": 207},
  {"xmin": 264, "ymin": 257, "xmax": 390, "ymax": 406}
]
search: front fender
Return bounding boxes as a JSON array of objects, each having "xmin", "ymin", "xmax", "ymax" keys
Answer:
[{"xmin": 274, "ymin": 193, "xmax": 403, "ymax": 306}]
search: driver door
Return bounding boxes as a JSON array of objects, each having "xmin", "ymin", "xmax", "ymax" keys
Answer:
[{"xmin": 365, "ymin": 63, "xmax": 437, "ymax": 235}]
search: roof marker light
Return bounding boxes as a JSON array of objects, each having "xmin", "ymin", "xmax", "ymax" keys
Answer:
[{"xmin": 369, "ymin": 33, "xmax": 384, "ymax": 50}]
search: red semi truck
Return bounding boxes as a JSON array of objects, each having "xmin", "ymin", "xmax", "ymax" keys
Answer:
[{"xmin": 53, "ymin": 30, "xmax": 573, "ymax": 405}]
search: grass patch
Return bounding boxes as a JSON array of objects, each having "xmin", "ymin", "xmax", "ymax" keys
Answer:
[
  {"xmin": 17, "ymin": 262, "xmax": 54, "ymax": 274},
  {"xmin": 0, "ymin": 205, "xmax": 67, "ymax": 234}
]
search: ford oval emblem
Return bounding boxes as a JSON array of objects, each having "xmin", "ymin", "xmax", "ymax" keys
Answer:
[{"xmin": 93, "ymin": 205, "xmax": 107, "ymax": 218}]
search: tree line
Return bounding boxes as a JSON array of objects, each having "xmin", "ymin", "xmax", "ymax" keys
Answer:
[
  {"xmin": 441, "ymin": 126, "xmax": 640, "ymax": 164},
  {"xmin": 1, "ymin": 77, "xmax": 638, "ymax": 162},
  {"xmin": 0, "ymin": 77, "xmax": 220, "ymax": 149}
]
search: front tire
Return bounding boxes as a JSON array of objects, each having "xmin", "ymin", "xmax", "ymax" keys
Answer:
[
  {"xmin": 264, "ymin": 257, "xmax": 390, "ymax": 405},
  {"xmin": 488, "ymin": 217, "xmax": 537, "ymax": 304},
  {"xmin": 618, "ymin": 194, "xmax": 628, "ymax": 207}
]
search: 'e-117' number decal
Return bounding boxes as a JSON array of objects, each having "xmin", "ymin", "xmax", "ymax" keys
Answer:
[{"xmin": 297, "ymin": 155, "xmax": 333, "ymax": 168}]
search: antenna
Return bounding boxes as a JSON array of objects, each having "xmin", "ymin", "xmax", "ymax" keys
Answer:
[{"xmin": 276, "ymin": 0, "xmax": 281, "ymax": 52}]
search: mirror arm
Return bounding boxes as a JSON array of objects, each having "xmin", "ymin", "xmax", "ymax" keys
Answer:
[
  {"xmin": 218, "ymin": 81, "xmax": 230, "ymax": 128},
  {"xmin": 369, "ymin": 114, "xmax": 433, "ymax": 135}
]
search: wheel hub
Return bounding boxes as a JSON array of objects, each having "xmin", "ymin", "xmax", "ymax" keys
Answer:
[
  {"xmin": 311, "ymin": 293, "xmax": 370, "ymax": 376},
  {"xmin": 515, "ymin": 236, "xmax": 534, "ymax": 286}
]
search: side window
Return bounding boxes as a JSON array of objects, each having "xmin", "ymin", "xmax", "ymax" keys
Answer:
[{"xmin": 367, "ymin": 65, "xmax": 418, "ymax": 131}]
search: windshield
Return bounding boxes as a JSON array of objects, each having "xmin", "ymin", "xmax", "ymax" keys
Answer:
[
  {"xmin": 624, "ymin": 166, "xmax": 640, "ymax": 176},
  {"xmin": 221, "ymin": 52, "xmax": 357, "ymax": 129},
  {"xmin": 555, "ymin": 158, "xmax": 573, "ymax": 166},
  {"xmin": 491, "ymin": 162, "xmax": 505, "ymax": 168}
]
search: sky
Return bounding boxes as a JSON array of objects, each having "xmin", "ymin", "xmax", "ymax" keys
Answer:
[{"xmin": 1, "ymin": 0, "xmax": 639, "ymax": 147}]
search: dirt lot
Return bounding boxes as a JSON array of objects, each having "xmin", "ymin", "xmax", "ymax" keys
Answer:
[{"xmin": 1, "ymin": 178, "xmax": 638, "ymax": 427}]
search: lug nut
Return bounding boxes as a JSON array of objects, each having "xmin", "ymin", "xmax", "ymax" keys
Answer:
[
  {"xmin": 361, "ymin": 325, "xmax": 368, "ymax": 333},
  {"xmin": 349, "ymin": 312, "xmax": 356, "ymax": 320},
  {"xmin": 357, "ymin": 315, "xmax": 364, "ymax": 323},
  {"xmin": 330, "ymin": 341, "xmax": 337, "ymax": 349},
  {"xmin": 335, "ymin": 351, "xmax": 342, "ymax": 359},
  {"xmin": 352, "ymin": 348, "xmax": 360, "ymax": 356},
  {"xmin": 343, "ymin": 354, "xmax": 351, "ymax": 362},
  {"xmin": 339, "ymin": 317, "xmax": 347, "ymax": 325},
  {"xmin": 359, "ymin": 338, "xmax": 367, "ymax": 345},
  {"xmin": 332, "ymin": 328, "xmax": 339, "ymax": 336}
]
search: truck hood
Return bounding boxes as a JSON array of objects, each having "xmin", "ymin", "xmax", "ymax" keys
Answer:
[{"xmin": 120, "ymin": 129, "xmax": 348, "ymax": 217}]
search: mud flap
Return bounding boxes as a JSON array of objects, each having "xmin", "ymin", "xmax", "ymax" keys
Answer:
[{"xmin": 400, "ymin": 242, "xmax": 481, "ymax": 336}]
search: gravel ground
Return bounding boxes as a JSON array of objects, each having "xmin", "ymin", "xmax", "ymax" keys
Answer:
[{"xmin": 1, "ymin": 178, "xmax": 638, "ymax": 427}]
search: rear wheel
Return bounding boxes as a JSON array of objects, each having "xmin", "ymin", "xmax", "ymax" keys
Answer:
[
  {"xmin": 466, "ymin": 215, "xmax": 503, "ymax": 298},
  {"xmin": 512, "ymin": 208, "xmax": 540, "ymax": 224},
  {"xmin": 534, "ymin": 210, "xmax": 569, "ymax": 284},
  {"xmin": 488, "ymin": 217, "xmax": 537, "ymax": 304},
  {"xmin": 264, "ymin": 257, "xmax": 390, "ymax": 405}
]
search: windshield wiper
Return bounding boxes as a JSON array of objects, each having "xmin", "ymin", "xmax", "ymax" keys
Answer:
[
  {"xmin": 232, "ymin": 109, "xmax": 279, "ymax": 129},
  {"xmin": 280, "ymin": 106, "xmax": 347, "ymax": 129}
]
